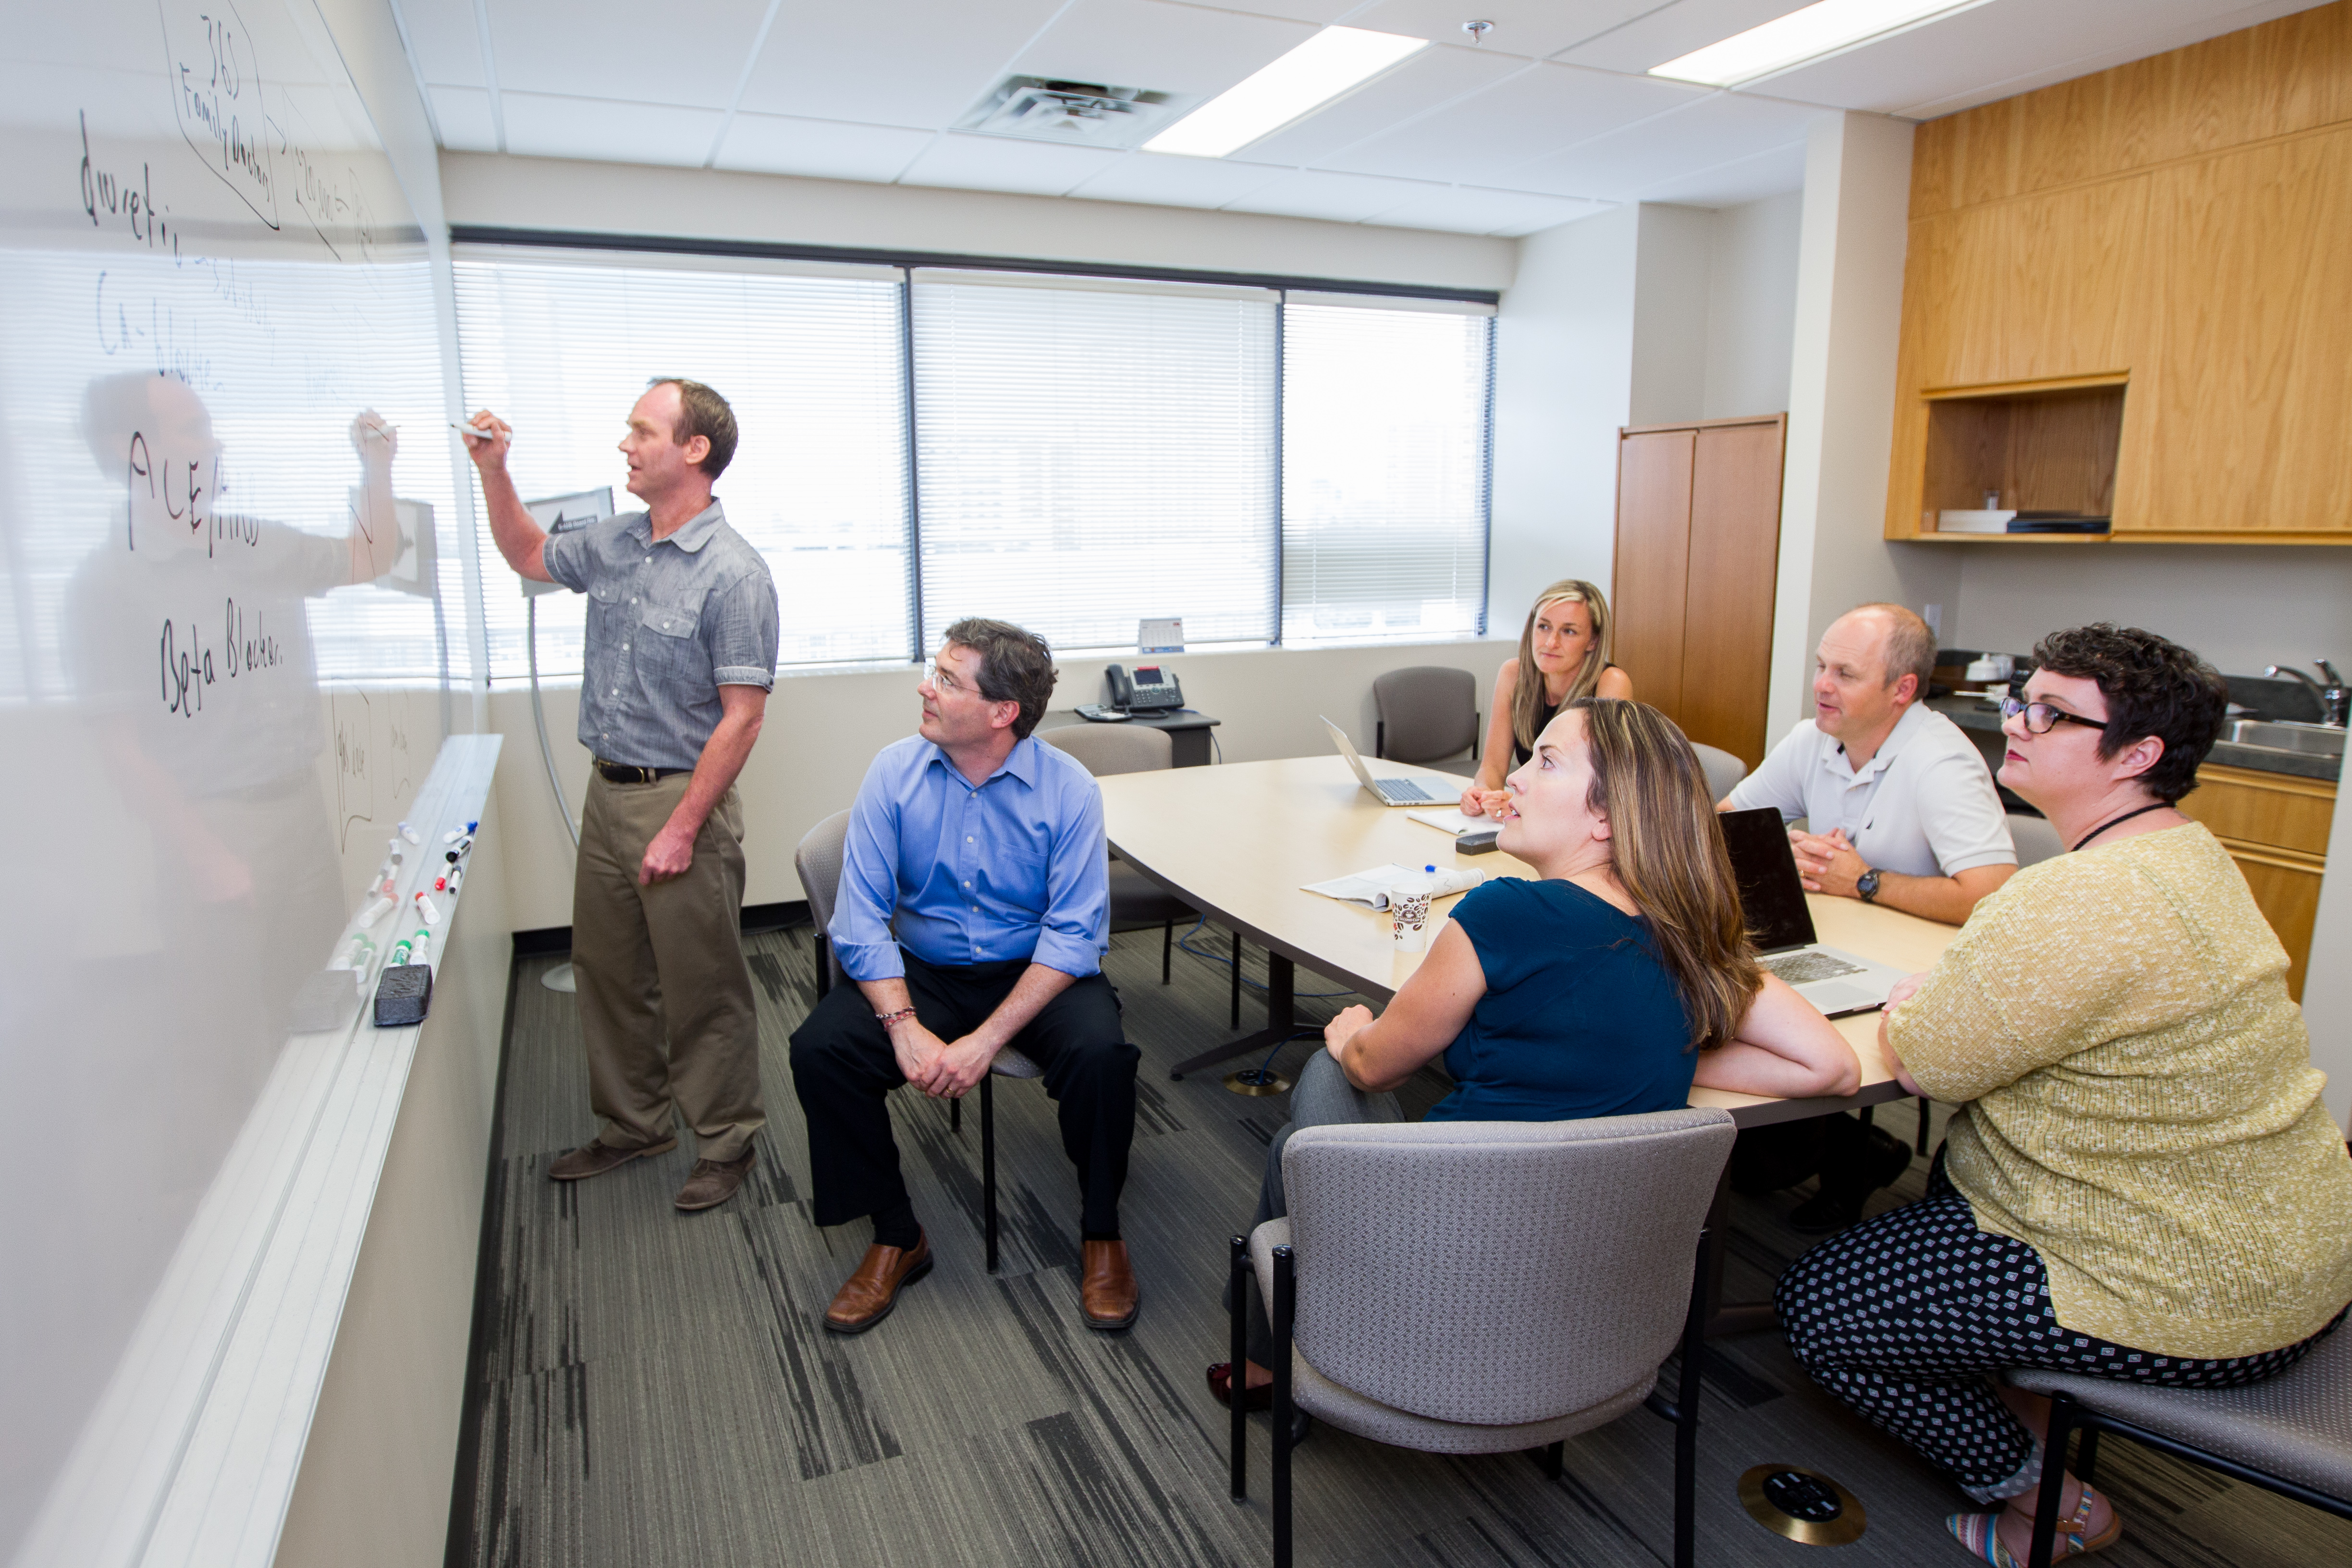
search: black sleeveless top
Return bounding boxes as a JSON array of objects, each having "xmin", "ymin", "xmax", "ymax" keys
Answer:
[{"xmin": 1511, "ymin": 666, "xmax": 1620, "ymax": 763}]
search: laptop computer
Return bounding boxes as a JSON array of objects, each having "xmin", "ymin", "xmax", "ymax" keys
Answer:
[
  {"xmin": 1321, "ymin": 717, "xmax": 1451, "ymax": 807},
  {"xmin": 1717, "ymin": 807, "xmax": 1911, "ymax": 1017}
]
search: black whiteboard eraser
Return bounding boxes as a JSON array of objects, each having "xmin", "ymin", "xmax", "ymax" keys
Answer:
[
  {"xmin": 1456, "ymin": 828, "xmax": 1501, "ymax": 855},
  {"xmin": 373, "ymin": 963, "xmax": 433, "ymax": 1026}
]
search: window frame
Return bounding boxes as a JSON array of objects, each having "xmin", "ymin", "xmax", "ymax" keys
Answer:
[{"xmin": 447, "ymin": 227, "xmax": 1500, "ymax": 674}]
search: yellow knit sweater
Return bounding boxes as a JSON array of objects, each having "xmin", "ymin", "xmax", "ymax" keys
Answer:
[{"xmin": 1891, "ymin": 821, "xmax": 2352, "ymax": 1360}]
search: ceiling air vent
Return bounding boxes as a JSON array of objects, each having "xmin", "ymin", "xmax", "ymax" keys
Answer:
[{"xmin": 956, "ymin": 76, "xmax": 1200, "ymax": 149}]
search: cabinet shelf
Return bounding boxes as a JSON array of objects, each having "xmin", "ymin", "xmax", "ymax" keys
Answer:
[{"xmin": 1899, "ymin": 376, "xmax": 2126, "ymax": 541}]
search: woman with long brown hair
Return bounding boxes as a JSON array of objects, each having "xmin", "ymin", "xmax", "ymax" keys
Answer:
[
  {"xmin": 1212, "ymin": 698, "xmax": 1856, "ymax": 1407},
  {"xmin": 1461, "ymin": 579, "xmax": 1631, "ymax": 817}
]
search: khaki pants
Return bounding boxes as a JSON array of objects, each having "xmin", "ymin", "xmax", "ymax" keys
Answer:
[{"xmin": 574, "ymin": 769, "xmax": 763, "ymax": 1161}]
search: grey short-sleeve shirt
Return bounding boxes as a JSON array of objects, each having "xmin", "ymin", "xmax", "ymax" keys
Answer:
[{"xmin": 542, "ymin": 499, "xmax": 779, "ymax": 771}]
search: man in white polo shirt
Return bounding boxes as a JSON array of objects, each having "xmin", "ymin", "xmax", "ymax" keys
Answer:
[
  {"xmin": 1721, "ymin": 602, "xmax": 2017, "ymax": 1232},
  {"xmin": 1724, "ymin": 602, "xmax": 2016, "ymax": 926}
]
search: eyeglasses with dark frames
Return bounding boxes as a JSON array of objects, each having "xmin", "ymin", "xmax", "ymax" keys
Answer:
[{"xmin": 1999, "ymin": 695, "xmax": 2108, "ymax": 735}]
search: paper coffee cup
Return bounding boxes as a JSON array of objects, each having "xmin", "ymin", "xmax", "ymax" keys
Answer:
[{"xmin": 1391, "ymin": 887, "xmax": 1433, "ymax": 952}]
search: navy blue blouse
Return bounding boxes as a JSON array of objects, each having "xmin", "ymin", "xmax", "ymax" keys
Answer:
[{"xmin": 1425, "ymin": 876, "xmax": 1699, "ymax": 1123}]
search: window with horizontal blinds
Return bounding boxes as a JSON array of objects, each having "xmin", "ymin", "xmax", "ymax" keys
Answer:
[
  {"xmin": 451, "ymin": 251, "xmax": 911, "ymax": 680},
  {"xmin": 1280, "ymin": 300, "xmax": 1493, "ymax": 646},
  {"xmin": 909, "ymin": 272, "xmax": 1278, "ymax": 654}
]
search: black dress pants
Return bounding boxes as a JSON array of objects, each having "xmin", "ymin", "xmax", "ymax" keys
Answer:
[{"xmin": 788, "ymin": 951, "xmax": 1138, "ymax": 1239}]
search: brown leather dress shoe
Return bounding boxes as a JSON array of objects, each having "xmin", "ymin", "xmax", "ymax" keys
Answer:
[
  {"xmin": 1081, "ymin": 1238, "xmax": 1140, "ymax": 1331},
  {"xmin": 824, "ymin": 1232, "xmax": 932, "ymax": 1334},
  {"xmin": 548, "ymin": 1135, "xmax": 677, "ymax": 1181},
  {"xmin": 673, "ymin": 1151, "xmax": 756, "ymax": 1211}
]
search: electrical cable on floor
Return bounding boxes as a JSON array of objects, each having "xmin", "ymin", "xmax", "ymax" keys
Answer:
[{"xmin": 1172, "ymin": 915, "xmax": 1353, "ymax": 998}]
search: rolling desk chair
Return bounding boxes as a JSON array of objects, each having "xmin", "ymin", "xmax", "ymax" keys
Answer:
[
  {"xmin": 1372, "ymin": 667, "xmax": 1479, "ymax": 777},
  {"xmin": 1040, "ymin": 724, "xmax": 1201, "ymax": 983}
]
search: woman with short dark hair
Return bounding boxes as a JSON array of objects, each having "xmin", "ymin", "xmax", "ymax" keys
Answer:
[
  {"xmin": 1213, "ymin": 698, "xmax": 1859, "ymax": 1407},
  {"xmin": 1776, "ymin": 624, "xmax": 2352, "ymax": 1566}
]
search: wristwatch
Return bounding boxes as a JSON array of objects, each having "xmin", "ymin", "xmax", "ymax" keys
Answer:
[{"xmin": 1856, "ymin": 867, "xmax": 1882, "ymax": 904}]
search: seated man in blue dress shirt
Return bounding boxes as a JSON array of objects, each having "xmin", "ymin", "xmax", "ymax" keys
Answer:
[{"xmin": 789, "ymin": 618, "xmax": 1139, "ymax": 1334}]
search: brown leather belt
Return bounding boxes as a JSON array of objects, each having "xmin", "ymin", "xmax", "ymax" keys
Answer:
[{"xmin": 595, "ymin": 760, "xmax": 689, "ymax": 784}]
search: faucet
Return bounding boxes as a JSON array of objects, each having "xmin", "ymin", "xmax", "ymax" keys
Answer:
[{"xmin": 2266, "ymin": 662, "xmax": 2350, "ymax": 727}]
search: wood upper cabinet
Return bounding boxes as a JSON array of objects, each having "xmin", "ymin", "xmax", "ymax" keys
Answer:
[
  {"xmin": 1613, "ymin": 416, "xmax": 1785, "ymax": 768},
  {"xmin": 1886, "ymin": 2, "xmax": 2352, "ymax": 544},
  {"xmin": 2174, "ymin": 763, "xmax": 2337, "ymax": 1000}
]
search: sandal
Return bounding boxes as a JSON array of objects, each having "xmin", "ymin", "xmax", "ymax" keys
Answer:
[
  {"xmin": 1946, "ymin": 1483, "xmax": 2119, "ymax": 1565},
  {"xmin": 1206, "ymin": 1361, "xmax": 1272, "ymax": 1411}
]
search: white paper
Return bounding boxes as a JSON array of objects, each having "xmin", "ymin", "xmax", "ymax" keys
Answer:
[
  {"xmin": 1407, "ymin": 808, "xmax": 1487, "ymax": 835},
  {"xmin": 1302, "ymin": 864, "xmax": 1487, "ymax": 908}
]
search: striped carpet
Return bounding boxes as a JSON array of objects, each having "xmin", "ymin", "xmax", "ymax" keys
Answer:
[{"xmin": 450, "ymin": 921, "xmax": 2351, "ymax": 1567}]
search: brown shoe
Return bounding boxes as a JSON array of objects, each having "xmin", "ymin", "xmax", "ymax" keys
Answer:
[
  {"xmin": 673, "ymin": 1150, "xmax": 757, "ymax": 1212},
  {"xmin": 824, "ymin": 1232, "xmax": 933, "ymax": 1334},
  {"xmin": 1081, "ymin": 1238, "xmax": 1140, "ymax": 1331},
  {"xmin": 548, "ymin": 1136, "xmax": 677, "ymax": 1181}
]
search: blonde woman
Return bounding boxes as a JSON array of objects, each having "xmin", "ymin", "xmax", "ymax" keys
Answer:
[
  {"xmin": 1212, "ymin": 699, "xmax": 1856, "ymax": 1408},
  {"xmin": 1462, "ymin": 579, "xmax": 1631, "ymax": 817}
]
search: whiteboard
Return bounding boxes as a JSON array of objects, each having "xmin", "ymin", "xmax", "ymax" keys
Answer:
[{"xmin": 0, "ymin": 0, "xmax": 459, "ymax": 1555}]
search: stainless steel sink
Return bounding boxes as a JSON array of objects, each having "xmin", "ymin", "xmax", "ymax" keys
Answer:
[{"xmin": 2229, "ymin": 719, "xmax": 2348, "ymax": 757}]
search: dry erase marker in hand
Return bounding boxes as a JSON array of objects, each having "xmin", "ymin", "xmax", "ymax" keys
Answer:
[{"xmin": 451, "ymin": 422, "xmax": 511, "ymax": 442}]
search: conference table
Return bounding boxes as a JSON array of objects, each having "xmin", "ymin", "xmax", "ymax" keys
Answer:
[{"xmin": 1096, "ymin": 754, "xmax": 1959, "ymax": 1127}]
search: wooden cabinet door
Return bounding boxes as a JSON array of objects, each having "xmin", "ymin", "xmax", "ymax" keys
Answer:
[
  {"xmin": 1678, "ymin": 420, "xmax": 1786, "ymax": 767},
  {"xmin": 1611, "ymin": 429, "xmax": 1695, "ymax": 721},
  {"xmin": 2228, "ymin": 848, "xmax": 2325, "ymax": 1002},
  {"xmin": 2176, "ymin": 765, "xmax": 2336, "ymax": 1002}
]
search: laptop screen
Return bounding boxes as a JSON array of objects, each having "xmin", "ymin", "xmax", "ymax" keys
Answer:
[{"xmin": 1717, "ymin": 807, "xmax": 1819, "ymax": 954}]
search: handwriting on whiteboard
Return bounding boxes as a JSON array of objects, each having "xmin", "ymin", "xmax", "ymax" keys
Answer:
[{"xmin": 159, "ymin": 0, "xmax": 278, "ymax": 229}]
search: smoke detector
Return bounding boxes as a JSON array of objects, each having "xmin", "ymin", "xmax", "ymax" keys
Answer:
[{"xmin": 957, "ymin": 76, "xmax": 1200, "ymax": 148}]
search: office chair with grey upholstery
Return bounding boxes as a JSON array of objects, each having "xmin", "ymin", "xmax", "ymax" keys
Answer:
[
  {"xmin": 795, "ymin": 808, "xmax": 1040, "ymax": 1273},
  {"xmin": 1372, "ymin": 667, "xmax": 1479, "ymax": 776},
  {"xmin": 1691, "ymin": 742, "xmax": 1747, "ymax": 802},
  {"xmin": 1039, "ymin": 724, "xmax": 1202, "ymax": 983},
  {"xmin": 2008, "ymin": 1324, "xmax": 2352, "ymax": 1568},
  {"xmin": 1229, "ymin": 1107, "xmax": 1737, "ymax": 1568}
]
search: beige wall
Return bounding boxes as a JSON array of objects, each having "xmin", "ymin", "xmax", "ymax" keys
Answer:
[
  {"xmin": 438, "ymin": 151, "xmax": 1516, "ymax": 295},
  {"xmin": 1769, "ymin": 110, "xmax": 1964, "ymax": 741},
  {"xmin": 487, "ymin": 637, "xmax": 1518, "ymax": 931}
]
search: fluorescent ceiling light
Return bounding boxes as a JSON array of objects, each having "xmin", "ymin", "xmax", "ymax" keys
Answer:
[
  {"xmin": 1650, "ymin": 0, "xmax": 1985, "ymax": 87},
  {"xmin": 1144, "ymin": 26, "xmax": 1428, "ymax": 158}
]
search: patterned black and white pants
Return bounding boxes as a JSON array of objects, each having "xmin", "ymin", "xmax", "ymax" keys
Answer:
[{"xmin": 1776, "ymin": 1162, "xmax": 2341, "ymax": 1502}]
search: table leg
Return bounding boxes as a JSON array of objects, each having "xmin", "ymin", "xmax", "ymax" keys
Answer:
[
  {"xmin": 1702, "ymin": 1163, "xmax": 1782, "ymax": 1339},
  {"xmin": 1169, "ymin": 952, "xmax": 1296, "ymax": 1080}
]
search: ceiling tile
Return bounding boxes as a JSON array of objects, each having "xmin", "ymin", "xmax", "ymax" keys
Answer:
[
  {"xmin": 734, "ymin": 0, "xmax": 1066, "ymax": 128},
  {"xmin": 392, "ymin": 0, "xmax": 487, "ymax": 87},
  {"xmin": 1314, "ymin": 61, "xmax": 1705, "ymax": 184},
  {"xmin": 1162, "ymin": 0, "xmax": 1360, "ymax": 22},
  {"xmin": 1237, "ymin": 45, "xmax": 1531, "ymax": 167},
  {"xmin": 1014, "ymin": 0, "xmax": 1318, "ymax": 97},
  {"xmin": 1062, "ymin": 151, "xmax": 1289, "ymax": 207},
  {"xmin": 1361, "ymin": 184, "xmax": 1613, "ymax": 235},
  {"xmin": 896, "ymin": 131, "xmax": 1127, "ymax": 196},
  {"xmin": 1556, "ymin": 0, "xmax": 1815, "ymax": 77},
  {"xmin": 714, "ymin": 115, "xmax": 935, "ymax": 183},
  {"xmin": 1494, "ymin": 89, "xmax": 1817, "ymax": 201},
  {"xmin": 1631, "ymin": 135, "xmax": 1808, "ymax": 206},
  {"xmin": 500, "ymin": 94, "xmax": 724, "ymax": 166},
  {"xmin": 487, "ymin": 0, "xmax": 767, "ymax": 105},
  {"xmin": 1344, "ymin": 0, "xmax": 1671, "ymax": 61},
  {"xmin": 1762, "ymin": 0, "xmax": 2330, "ymax": 119},
  {"xmin": 1222, "ymin": 167, "xmax": 1450, "ymax": 223},
  {"xmin": 429, "ymin": 85, "xmax": 502, "ymax": 152}
]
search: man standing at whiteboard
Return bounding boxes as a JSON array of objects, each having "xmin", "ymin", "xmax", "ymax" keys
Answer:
[{"xmin": 465, "ymin": 380, "xmax": 779, "ymax": 1213}]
